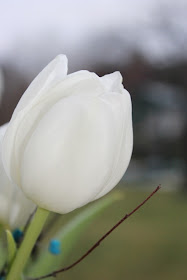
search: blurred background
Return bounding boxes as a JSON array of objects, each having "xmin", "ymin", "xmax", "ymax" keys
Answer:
[{"xmin": 0, "ymin": 0, "xmax": 186, "ymax": 279}]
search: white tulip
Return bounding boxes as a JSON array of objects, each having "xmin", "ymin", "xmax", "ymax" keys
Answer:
[
  {"xmin": 0, "ymin": 68, "xmax": 4, "ymax": 104},
  {"xmin": 0, "ymin": 124, "xmax": 35, "ymax": 229},
  {"xmin": 2, "ymin": 55, "xmax": 133, "ymax": 214}
]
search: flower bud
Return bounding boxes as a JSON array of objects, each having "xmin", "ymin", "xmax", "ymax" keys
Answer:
[
  {"xmin": 2, "ymin": 55, "xmax": 133, "ymax": 214},
  {"xmin": 0, "ymin": 124, "xmax": 35, "ymax": 229}
]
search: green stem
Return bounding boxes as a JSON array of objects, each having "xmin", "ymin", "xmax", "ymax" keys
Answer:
[{"xmin": 7, "ymin": 207, "xmax": 50, "ymax": 280}]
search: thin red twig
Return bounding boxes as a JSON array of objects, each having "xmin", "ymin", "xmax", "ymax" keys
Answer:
[{"xmin": 30, "ymin": 185, "xmax": 161, "ymax": 280}]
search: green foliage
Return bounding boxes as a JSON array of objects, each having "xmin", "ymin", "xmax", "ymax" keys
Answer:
[
  {"xmin": 6, "ymin": 230, "xmax": 17, "ymax": 267},
  {"xmin": 27, "ymin": 191, "xmax": 122, "ymax": 278},
  {"xmin": 55, "ymin": 188, "xmax": 187, "ymax": 280},
  {"xmin": 0, "ymin": 226, "xmax": 7, "ymax": 270}
]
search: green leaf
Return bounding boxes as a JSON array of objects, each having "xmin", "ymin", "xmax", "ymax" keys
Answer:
[
  {"xmin": 27, "ymin": 191, "xmax": 123, "ymax": 278},
  {"xmin": 6, "ymin": 230, "xmax": 17, "ymax": 267},
  {"xmin": 0, "ymin": 226, "xmax": 7, "ymax": 270}
]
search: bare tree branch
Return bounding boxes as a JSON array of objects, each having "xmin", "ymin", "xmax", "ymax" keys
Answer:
[{"xmin": 29, "ymin": 185, "xmax": 161, "ymax": 280}]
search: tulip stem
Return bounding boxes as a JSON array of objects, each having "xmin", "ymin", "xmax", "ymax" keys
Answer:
[{"xmin": 7, "ymin": 207, "xmax": 50, "ymax": 280}]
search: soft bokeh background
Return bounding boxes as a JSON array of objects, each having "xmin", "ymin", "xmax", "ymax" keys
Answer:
[{"xmin": 0, "ymin": 0, "xmax": 186, "ymax": 279}]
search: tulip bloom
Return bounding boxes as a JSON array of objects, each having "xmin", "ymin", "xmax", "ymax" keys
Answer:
[
  {"xmin": 2, "ymin": 55, "xmax": 133, "ymax": 214},
  {"xmin": 0, "ymin": 124, "xmax": 35, "ymax": 229}
]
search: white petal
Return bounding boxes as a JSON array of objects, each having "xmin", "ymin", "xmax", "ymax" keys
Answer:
[
  {"xmin": 0, "ymin": 124, "xmax": 35, "ymax": 229},
  {"xmin": 94, "ymin": 89, "xmax": 133, "ymax": 200},
  {"xmin": 0, "ymin": 123, "xmax": 8, "ymax": 138},
  {"xmin": 21, "ymin": 94, "xmax": 121, "ymax": 213},
  {"xmin": 101, "ymin": 71, "xmax": 124, "ymax": 93},
  {"xmin": 0, "ymin": 124, "xmax": 11, "ymax": 226},
  {"xmin": 8, "ymin": 184, "xmax": 36, "ymax": 229},
  {"xmin": 13, "ymin": 54, "xmax": 68, "ymax": 118},
  {"xmin": 2, "ymin": 55, "xmax": 68, "ymax": 181},
  {"xmin": 3, "ymin": 70, "xmax": 105, "ymax": 186},
  {"xmin": 52, "ymin": 70, "xmax": 104, "ymax": 98}
]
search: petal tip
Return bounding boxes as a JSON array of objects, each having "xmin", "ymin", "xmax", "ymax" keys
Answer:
[
  {"xmin": 112, "ymin": 71, "xmax": 123, "ymax": 80},
  {"xmin": 101, "ymin": 71, "xmax": 123, "ymax": 92},
  {"xmin": 54, "ymin": 54, "xmax": 68, "ymax": 68}
]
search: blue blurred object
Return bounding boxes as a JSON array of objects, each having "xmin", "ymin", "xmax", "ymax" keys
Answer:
[
  {"xmin": 12, "ymin": 228, "xmax": 23, "ymax": 243},
  {"xmin": 48, "ymin": 239, "xmax": 61, "ymax": 255}
]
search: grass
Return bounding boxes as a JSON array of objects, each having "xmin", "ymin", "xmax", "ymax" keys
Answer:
[{"xmin": 54, "ymin": 186, "xmax": 187, "ymax": 280}]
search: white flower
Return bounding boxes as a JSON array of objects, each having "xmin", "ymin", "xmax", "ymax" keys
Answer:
[
  {"xmin": 2, "ymin": 55, "xmax": 133, "ymax": 214},
  {"xmin": 0, "ymin": 68, "xmax": 4, "ymax": 104},
  {"xmin": 0, "ymin": 124, "xmax": 35, "ymax": 229}
]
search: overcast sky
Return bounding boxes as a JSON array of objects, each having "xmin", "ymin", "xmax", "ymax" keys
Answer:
[{"xmin": 0, "ymin": 0, "xmax": 187, "ymax": 76}]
